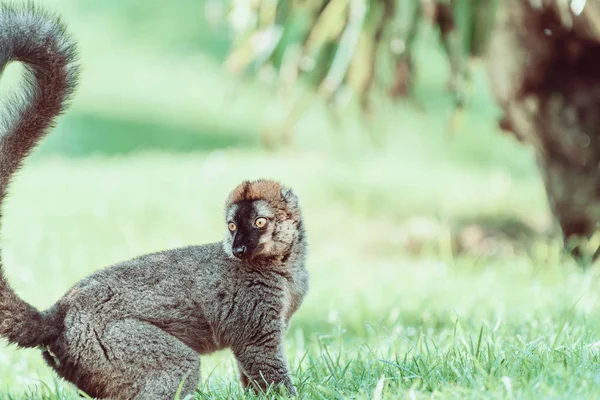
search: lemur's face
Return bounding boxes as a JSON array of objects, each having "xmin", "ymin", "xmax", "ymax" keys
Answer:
[
  {"xmin": 223, "ymin": 180, "xmax": 301, "ymax": 262},
  {"xmin": 225, "ymin": 200, "xmax": 274, "ymax": 260}
]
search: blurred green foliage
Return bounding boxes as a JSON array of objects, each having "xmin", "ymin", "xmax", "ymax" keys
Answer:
[
  {"xmin": 0, "ymin": 0, "xmax": 506, "ymax": 157},
  {"xmin": 72, "ymin": 0, "xmax": 231, "ymax": 58},
  {"xmin": 224, "ymin": 0, "xmax": 500, "ymax": 145}
]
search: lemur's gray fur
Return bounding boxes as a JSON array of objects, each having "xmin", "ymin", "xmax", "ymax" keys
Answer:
[{"xmin": 0, "ymin": 3, "xmax": 309, "ymax": 399}]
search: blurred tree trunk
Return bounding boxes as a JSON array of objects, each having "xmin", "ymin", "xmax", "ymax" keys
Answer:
[{"xmin": 486, "ymin": 0, "xmax": 600, "ymax": 258}]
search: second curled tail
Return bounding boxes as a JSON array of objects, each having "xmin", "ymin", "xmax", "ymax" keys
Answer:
[{"xmin": 0, "ymin": 2, "xmax": 80, "ymax": 348}]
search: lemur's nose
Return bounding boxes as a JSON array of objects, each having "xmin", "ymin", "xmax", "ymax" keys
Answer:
[{"xmin": 232, "ymin": 245, "xmax": 247, "ymax": 259}]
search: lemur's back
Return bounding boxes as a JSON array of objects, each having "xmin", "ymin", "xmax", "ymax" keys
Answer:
[{"xmin": 44, "ymin": 244, "xmax": 226, "ymax": 373}]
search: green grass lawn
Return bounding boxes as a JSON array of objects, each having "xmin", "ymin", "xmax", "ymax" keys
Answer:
[{"xmin": 0, "ymin": 145, "xmax": 598, "ymax": 399}]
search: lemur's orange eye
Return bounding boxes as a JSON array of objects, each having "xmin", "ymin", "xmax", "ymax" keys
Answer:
[
  {"xmin": 255, "ymin": 217, "xmax": 267, "ymax": 228},
  {"xmin": 228, "ymin": 222, "xmax": 237, "ymax": 232}
]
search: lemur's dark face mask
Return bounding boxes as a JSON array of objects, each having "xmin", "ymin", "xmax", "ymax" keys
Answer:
[{"xmin": 226, "ymin": 200, "xmax": 271, "ymax": 260}]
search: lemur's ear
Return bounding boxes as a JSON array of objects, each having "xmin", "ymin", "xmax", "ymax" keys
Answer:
[{"xmin": 280, "ymin": 187, "xmax": 299, "ymax": 208}]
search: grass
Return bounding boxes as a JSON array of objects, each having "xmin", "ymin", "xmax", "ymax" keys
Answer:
[{"xmin": 0, "ymin": 144, "xmax": 599, "ymax": 399}]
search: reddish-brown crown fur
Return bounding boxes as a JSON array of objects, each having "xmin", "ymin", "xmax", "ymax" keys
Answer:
[
  {"xmin": 227, "ymin": 179, "xmax": 300, "ymax": 221},
  {"xmin": 228, "ymin": 179, "xmax": 282, "ymax": 204}
]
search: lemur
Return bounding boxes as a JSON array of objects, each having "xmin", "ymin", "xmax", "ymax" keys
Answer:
[{"xmin": 0, "ymin": 3, "xmax": 309, "ymax": 399}]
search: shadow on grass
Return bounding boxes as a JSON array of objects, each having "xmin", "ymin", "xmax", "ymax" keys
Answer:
[
  {"xmin": 36, "ymin": 112, "xmax": 259, "ymax": 157},
  {"xmin": 402, "ymin": 214, "xmax": 552, "ymax": 259}
]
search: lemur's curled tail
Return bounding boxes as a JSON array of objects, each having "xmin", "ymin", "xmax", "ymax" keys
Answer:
[{"xmin": 0, "ymin": 3, "xmax": 79, "ymax": 348}]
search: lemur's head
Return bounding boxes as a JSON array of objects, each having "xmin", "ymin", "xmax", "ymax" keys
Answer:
[{"xmin": 223, "ymin": 179, "xmax": 302, "ymax": 262}]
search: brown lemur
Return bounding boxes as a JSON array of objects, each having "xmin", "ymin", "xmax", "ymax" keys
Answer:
[{"xmin": 0, "ymin": 3, "xmax": 309, "ymax": 399}]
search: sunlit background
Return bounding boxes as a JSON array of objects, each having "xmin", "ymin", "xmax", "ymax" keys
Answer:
[{"xmin": 1, "ymin": 0, "xmax": 600, "ymax": 399}]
